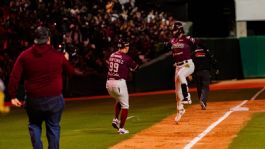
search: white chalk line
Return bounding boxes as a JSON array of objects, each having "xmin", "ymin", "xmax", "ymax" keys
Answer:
[
  {"xmin": 127, "ymin": 116, "xmax": 135, "ymax": 120},
  {"xmin": 183, "ymin": 87, "xmax": 265, "ymax": 149},
  {"xmin": 251, "ymin": 87, "xmax": 265, "ymax": 100}
]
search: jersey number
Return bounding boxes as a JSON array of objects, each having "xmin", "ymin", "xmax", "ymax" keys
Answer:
[{"xmin": 109, "ymin": 62, "xmax": 119, "ymax": 72}]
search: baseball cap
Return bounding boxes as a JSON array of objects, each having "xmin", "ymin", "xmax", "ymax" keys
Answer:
[
  {"xmin": 34, "ymin": 26, "xmax": 50, "ymax": 44},
  {"xmin": 117, "ymin": 38, "xmax": 129, "ymax": 48}
]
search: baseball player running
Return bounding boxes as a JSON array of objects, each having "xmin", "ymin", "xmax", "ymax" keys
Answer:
[
  {"xmin": 106, "ymin": 38, "xmax": 139, "ymax": 134},
  {"xmin": 168, "ymin": 21, "xmax": 198, "ymax": 123}
]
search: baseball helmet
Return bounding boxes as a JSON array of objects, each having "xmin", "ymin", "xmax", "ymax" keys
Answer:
[
  {"xmin": 34, "ymin": 26, "xmax": 51, "ymax": 44},
  {"xmin": 117, "ymin": 38, "xmax": 130, "ymax": 49},
  {"xmin": 171, "ymin": 21, "xmax": 184, "ymax": 36}
]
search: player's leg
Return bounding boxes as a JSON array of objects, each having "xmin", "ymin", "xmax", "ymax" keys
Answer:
[
  {"xmin": 200, "ymin": 70, "xmax": 211, "ymax": 110},
  {"xmin": 114, "ymin": 102, "xmax": 121, "ymax": 120},
  {"xmin": 175, "ymin": 68, "xmax": 191, "ymax": 104},
  {"xmin": 175, "ymin": 99, "xmax": 186, "ymax": 124},
  {"xmin": 174, "ymin": 69, "xmax": 181, "ymax": 101},
  {"xmin": 111, "ymin": 102, "xmax": 121, "ymax": 130},
  {"xmin": 106, "ymin": 80, "xmax": 121, "ymax": 130},
  {"xmin": 177, "ymin": 71, "xmax": 192, "ymax": 104},
  {"xmin": 175, "ymin": 67, "xmax": 187, "ymax": 102},
  {"xmin": 177, "ymin": 61, "xmax": 195, "ymax": 104},
  {"xmin": 110, "ymin": 85, "xmax": 122, "ymax": 120},
  {"xmin": 174, "ymin": 69, "xmax": 186, "ymax": 123},
  {"xmin": 117, "ymin": 80, "xmax": 129, "ymax": 134}
]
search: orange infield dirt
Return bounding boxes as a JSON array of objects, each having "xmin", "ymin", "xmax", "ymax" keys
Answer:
[{"xmin": 109, "ymin": 79, "xmax": 265, "ymax": 149}]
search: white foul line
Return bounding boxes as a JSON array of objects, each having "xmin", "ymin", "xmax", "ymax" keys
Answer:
[
  {"xmin": 183, "ymin": 87, "xmax": 265, "ymax": 149},
  {"xmin": 251, "ymin": 87, "xmax": 265, "ymax": 100},
  {"xmin": 127, "ymin": 116, "xmax": 135, "ymax": 120},
  {"xmin": 183, "ymin": 111, "xmax": 233, "ymax": 149}
]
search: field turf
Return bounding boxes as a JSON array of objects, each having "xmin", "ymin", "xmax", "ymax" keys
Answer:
[{"xmin": 0, "ymin": 87, "xmax": 264, "ymax": 149}]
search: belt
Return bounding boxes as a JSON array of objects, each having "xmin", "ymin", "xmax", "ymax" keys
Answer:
[
  {"xmin": 108, "ymin": 78, "xmax": 122, "ymax": 80},
  {"xmin": 176, "ymin": 60, "xmax": 188, "ymax": 66}
]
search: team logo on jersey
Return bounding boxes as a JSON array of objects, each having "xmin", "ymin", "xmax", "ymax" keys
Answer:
[
  {"xmin": 171, "ymin": 43, "xmax": 184, "ymax": 49},
  {"xmin": 173, "ymin": 52, "xmax": 183, "ymax": 56}
]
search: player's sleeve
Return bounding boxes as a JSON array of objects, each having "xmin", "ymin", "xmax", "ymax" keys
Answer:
[
  {"xmin": 186, "ymin": 36, "xmax": 195, "ymax": 43},
  {"xmin": 128, "ymin": 57, "xmax": 139, "ymax": 72}
]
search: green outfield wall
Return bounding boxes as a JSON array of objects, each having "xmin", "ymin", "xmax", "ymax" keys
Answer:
[{"xmin": 239, "ymin": 36, "xmax": 265, "ymax": 78}]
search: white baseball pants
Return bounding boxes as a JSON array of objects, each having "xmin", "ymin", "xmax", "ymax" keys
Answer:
[
  {"xmin": 106, "ymin": 79, "xmax": 129, "ymax": 109},
  {"xmin": 175, "ymin": 59, "xmax": 195, "ymax": 110}
]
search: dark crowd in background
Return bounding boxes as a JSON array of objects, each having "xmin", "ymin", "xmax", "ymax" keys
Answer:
[{"xmin": 0, "ymin": 0, "xmax": 185, "ymax": 89}]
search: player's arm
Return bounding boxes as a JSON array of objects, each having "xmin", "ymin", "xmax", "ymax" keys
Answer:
[
  {"xmin": 8, "ymin": 54, "xmax": 24, "ymax": 107},
  {"xmin": 128, "ymin": 56, "xmax": 139, "ymax": 72},
  {"xmin": 129, "ymin": 62, "xmax": 139, "ymax": 72},
  {"xmin": 186, "ymin": 36, "xmax": 197, "ymax": 44}
]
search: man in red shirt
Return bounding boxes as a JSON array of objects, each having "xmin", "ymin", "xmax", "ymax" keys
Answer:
[{"xmin": 8, "ymin": 26, "xmax": 82, "ymax": 149}]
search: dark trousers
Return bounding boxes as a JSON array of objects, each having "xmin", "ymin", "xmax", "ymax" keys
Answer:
[
  {"xmin": 25, "ymin": 95, "xmax": 64, "ymax": 149},
  {"xmin": 195, "ymin": 70, "xmax": 210, "ymax": 104}
]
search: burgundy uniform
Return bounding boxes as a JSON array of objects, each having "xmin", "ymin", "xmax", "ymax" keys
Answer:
[
  {"xmin": 107, "ymin": 51, "xmax": 138, "ymax": 80},
  {"xmin": 170, "ymin": 21, "xmax": 199, "ymax": 123},
  {"xmin": 106, "ymin": 43, "xmax": 139, "ymax": 134},
  {"xmin": 170, "ymin": 35, "xmax": 196, "ymax": 63},
  {"xmin": 170, "ymin": 35, "xmax": 196, "ymax": 124}
]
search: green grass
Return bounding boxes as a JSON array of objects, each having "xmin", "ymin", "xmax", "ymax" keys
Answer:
[
  {"xmin": 0, "ymin": 94, "xmax": 177, "ymax": 149},
  {"xmin": 229, "ymin": 112, "xmax": 265, "ymax": 149},
  {"xmin": 0, "ymin": 88, "xmax": 264, "ymax": 149}
]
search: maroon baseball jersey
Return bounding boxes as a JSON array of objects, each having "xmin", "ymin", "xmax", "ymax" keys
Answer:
[
  {"xmin": 170, "ymin": 35, "xmax": 197, "ymax": 63},
  {"xmin": 107, "ymin": 51, "xmax": 138, "ymax": 80}
]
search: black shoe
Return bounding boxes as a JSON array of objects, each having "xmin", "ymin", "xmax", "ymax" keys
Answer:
[{"xmin": 181, "ymin": 98, "xmax": 192, "ymax": 104}]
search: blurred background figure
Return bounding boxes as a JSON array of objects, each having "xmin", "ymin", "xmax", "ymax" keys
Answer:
[
  {"xmin": 192, "ymin": 42, "xmax": 219, "ymax": 110},
  {"xmin": 0, "ymin": 78, "xmax": 10, "ymax": 113}
]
